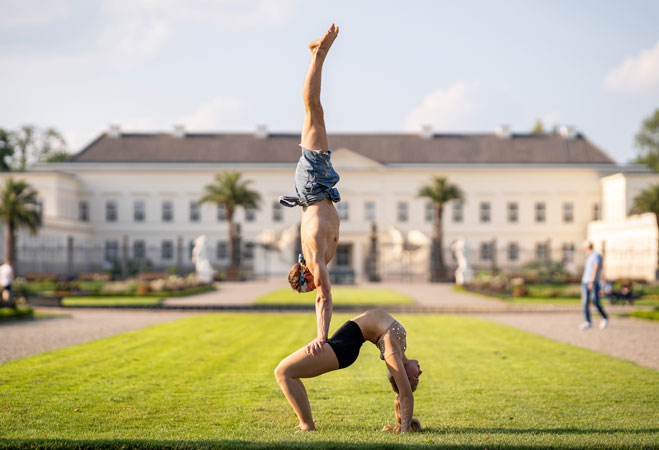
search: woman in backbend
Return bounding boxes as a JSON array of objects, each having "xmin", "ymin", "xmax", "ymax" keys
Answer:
[{"xmin": 274, "ymin": 309, "xmax": 423, "ymax": 433}]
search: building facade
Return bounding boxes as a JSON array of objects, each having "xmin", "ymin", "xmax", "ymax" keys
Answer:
[{"xmin": 2, "ymin": 126, "xmax": 653, "ymax": 280}]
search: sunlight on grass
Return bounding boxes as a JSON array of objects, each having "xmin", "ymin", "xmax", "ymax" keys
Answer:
[
  {"xmin": 0, "ymin": 313, "xmax": 657, "ymax": 449},
  {"xmin": 254, "ymin": 288, "xmax": 414, "ymax": 305}
]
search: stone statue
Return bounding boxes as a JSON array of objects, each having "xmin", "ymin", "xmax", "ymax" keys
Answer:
[
  {"xmin": 192, "ymin": 235, "xmax": 215, "ymax": 283},
  {"xmin": 451, "ymin": 239, "xmax": 474, "ymax": 285}
]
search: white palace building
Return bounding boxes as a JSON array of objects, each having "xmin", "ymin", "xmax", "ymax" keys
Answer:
[{"xmin": 3, "ymin": 124, "xmax": 658, "ymax": 281}]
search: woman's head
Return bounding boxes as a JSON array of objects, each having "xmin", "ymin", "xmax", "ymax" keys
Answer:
[
  {"xmin": 287, "ymin": 262, "xmax": 316, "ymax": 293},
  {"xmin": 388, "ymin": 359, "xmax": 422, "ymax": 393},
  {"xmin": 386, "ymin": 359, "xmax": 423, "ymax": 433}
]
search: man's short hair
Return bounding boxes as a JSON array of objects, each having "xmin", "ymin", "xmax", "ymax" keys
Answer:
[
  {"xmin": 583, "ymin": 241, "xmax": 594, "ymax": 250},
  {"xmin": 288, "ymin": 262, "xmax": 304, "ymax": 292}
]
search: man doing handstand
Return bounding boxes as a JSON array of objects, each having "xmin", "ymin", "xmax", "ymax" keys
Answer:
[{"xmin": 279, "ymin": 24, "xmax": 340, "ymax": 358}]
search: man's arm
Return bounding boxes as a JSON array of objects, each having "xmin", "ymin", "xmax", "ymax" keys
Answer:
[
  {"xmin": 588, "ymin": 261, "xmax": 599, "ymax": 290},
  {"xmin": 305, "ymin": 257, "xmax": 332, "ymax": 356}
]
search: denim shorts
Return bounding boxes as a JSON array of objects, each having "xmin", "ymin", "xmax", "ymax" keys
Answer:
[{"xmin": 279, "ymin": 146, "xmax": 341, "ymax": 208}]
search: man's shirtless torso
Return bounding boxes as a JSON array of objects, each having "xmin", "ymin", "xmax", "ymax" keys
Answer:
[{"xmin": 301, "ymin": 198, "xmax": 339, "ymax": 266}]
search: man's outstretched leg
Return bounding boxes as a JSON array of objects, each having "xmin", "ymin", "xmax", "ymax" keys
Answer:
[{"xmin": 301, "ymin": 24, "xmax": 339, "ymax": 152}]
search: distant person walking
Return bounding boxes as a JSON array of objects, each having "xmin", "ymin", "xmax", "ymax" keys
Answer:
[
  {"xmin": 0, "ymin": 259, "xmax": 14, "ymax": 306},
  {"xmin": 580, "ymin": 242, "xmax": 608, "ymax": 330}
]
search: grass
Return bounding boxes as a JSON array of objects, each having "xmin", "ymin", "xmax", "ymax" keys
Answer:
[
  {"xmin": 629, "ymin": 308, "xmax": 659, "ymax": 321},
  {"xmin": 0, "ymin": 314, "xmax": 657, "ymax": 449},
  {"xmin": 0, "ymin": 306, "xmax": 33, "ymax": 320},
  {"xmin": 60, "ymin": 297, "xmax": 162, "ymax": 307},
  {"xmin": 254, "ymin": 288, "xmax": 414, "ymax": 306}
]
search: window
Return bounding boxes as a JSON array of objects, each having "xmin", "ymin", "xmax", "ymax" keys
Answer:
[
  {"xmin": 162, "ymin": 200, "xmax": 173, "ymax": 222},
  {"xmin": 133, "ymin": 240, "xmax": 146, "ymax": 259},
  {"xmin": 244, "ymin": 242, "xmax": 255, "ymax": 260},
  {"xmin": 272, "ymin": 202, "xmax": 283, "ymax": 222},
  {"xmin": 245, "ymin": 207, "xmax": 256, "ymax": 222},
  {"xmin": 189, "ymin": 201, "xmax": 200, "ymax": 222},
  {"xmin": 536, "ymin": 242, "xmax": 549, "ymax": 260},
  {"xmin": 452, "ymin": 200, "xmax": 463, "ymax": 223},
  {"xmin": 592, "ymin": 203, "xmax": 601, "ymax": 221},
  {"xmin": 364, "ymin": 201, "xmax": 376, "ymax": 222},
  {"xmin": 507, "ymin": 202, "xmax": 518, "ymax": 223},
  {"xmin": 104, "ymin": 240, "xmax": 119, "ymax": 262},
  {"xmin": 563, "ymin": 202, "xmax": 574, "ymax": 223},
  {"xmin": 507, "ymin": 242, "xmax": 519, "ymax": 261},
  {"xmin": 216, "ymin": 241, "xmax": 227, "ymax": 259},
  {"xmin": 336, "ymin": 245, "xmax": 351, "ymax": 266},
  {"xmin": 161, "ymin": 240, "xmax": 174, "ymax": 260},
  {"xmin": 78, "ymin": 201, "xmax": 89, "ymax": 222},
  {"xmin": 480, "ymin": 242, "xmax": 493, "ymax": 261},
  {"xmin": 397, "ymin": 201, "xmax": 408, "ymax": 222},
  {"xmin": 134, "ymin": 200, "xmax": 145, "ymax": 222},
  {"xmin": 337, "ymin": 202, "xmax": 349, "ymax": 221},
  {"xmin": 35, "ymin": 199, "xmax": 43, "ymax": 218},
  {"xmin": 535, "ymin": 202, "xmax": 546, "ymax": 223},
  {"xmin": 479, "ymin": 202, "xmax": 491, "ymax": 223},
  {"xmin": 217, "ymin": 205, "xmax": 226, "ymax": 221},
  {"xmin": 106, "ymin": 201, "xmax": 118, "ymax": 222},
  {"xmin": 562, "ymin": 243, "xmax": 575, "ymax": 262},
  {"xmin": 425, "ymin": 202, "xmax": 434, "ymax": 222}
]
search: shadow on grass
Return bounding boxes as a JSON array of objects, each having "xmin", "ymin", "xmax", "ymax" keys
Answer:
[{"xmin": 2, "ymin": 431, "xmax": 657, "ymax": 450}]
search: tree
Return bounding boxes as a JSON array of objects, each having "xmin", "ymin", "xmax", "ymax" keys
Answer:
[
  {"xmin": 42, "ymin": 151, "xmax": 71, "ymax": 163},
  {"xmin": 418, "ymin": 176, "xmax": 464, "ymax": 281},
  {"xmin": 531, "ymin": 119, "xmax": 545, "ymax": 134},
  {"xmin": 631, "ymin": 183, "xmax": 659, "ymax": 229},
  {"xmin": 0, "ymin": 178, "xmax": 42, "ymax": 284},
  {"xmin": 633, "ymin": 108, "xmax": 659, "ymax": 172},
  {"xmin": 9, "ymin": 125, "xmax": 67, "ymax": 171},
  {"xmin": 0, "ymin": 129, "xmax": 15, "ymax": 171},
  {"xmin": 199, "ymin": 172, "xmax": 260, "ymax": 276}
]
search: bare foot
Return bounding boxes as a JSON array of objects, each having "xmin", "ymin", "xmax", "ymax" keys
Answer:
[
  {"xmin": 308, "ymin": 23, "xmax": 339, "ymax": 56},
  {"xmin": 296, "ymin": 423, "xmax": 316, "ymax": 432}
]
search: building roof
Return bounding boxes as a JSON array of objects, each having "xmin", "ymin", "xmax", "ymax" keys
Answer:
[{"xmin": 70, "ymin": 132, "xmax": 616, "ymax": 165}]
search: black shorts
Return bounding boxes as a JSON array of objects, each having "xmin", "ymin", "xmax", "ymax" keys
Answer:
[{"xmin": 327, "ymin": 320, "xmax": 365, "ymax": 369}]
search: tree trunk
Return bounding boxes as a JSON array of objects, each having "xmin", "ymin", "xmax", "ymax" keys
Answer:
[{"xmin": 431, "ymin": 203, "xmax": 445, "ymax": 282}]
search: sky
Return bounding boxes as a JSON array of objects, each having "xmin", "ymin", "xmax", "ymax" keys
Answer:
[{"xmin": 1, "ymin": 0, "xmax": 658, "ymax": 164}]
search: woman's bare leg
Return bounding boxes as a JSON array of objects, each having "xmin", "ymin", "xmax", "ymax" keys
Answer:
[
  {"xmin": 300, "ymin": 24, "xmax": 339, "ymax": 152},
  {"xmin": 274, "ymin": 343, "xmax": 340, "ymax": 430}
]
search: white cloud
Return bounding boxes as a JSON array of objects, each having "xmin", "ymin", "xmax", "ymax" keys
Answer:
[
  {"xmin": 179, "ymin": 97, "xmax": 253, "ymax": 131},
  {"xmin": 99, "ymin": 17, "xmax": 171, "ymax": 66},
  {"xmin": 602, "ymin": 41, "xmax": 659, "ymax": 95},
  {"xmin": 0, "ymin": 0, "xmax": 71, "ymax": 27},
  {"xmin": 405, "ymin": 81, "xmax": 482, "ymax": 132}
]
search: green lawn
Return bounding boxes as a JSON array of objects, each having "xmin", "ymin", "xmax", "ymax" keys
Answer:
[
  {"xmin": 629, "ymin": 308, "xmax": 659, "ymax": 321},
  {"xmin": 0, "ymin": 306, "xmax": 34, "ymax": 320},
  {"xmin": 61, "ymin": 297, "xmax": 162, "ymax": 307},
  {"xmin": 255, "ymin": 288, "xmax": 414, "ymax": 306},
  {"xmin": 0, "ymin": 314, "xmax": 657, "ymax": 449}
]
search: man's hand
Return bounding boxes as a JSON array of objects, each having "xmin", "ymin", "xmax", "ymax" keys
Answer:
[
  {"xmin": 305, "ymin": 337, "xmax": 326, "ymax": 356},
  {"xmin": 588, "ymin": 281, "xmax": 594, "ymax": 291}
]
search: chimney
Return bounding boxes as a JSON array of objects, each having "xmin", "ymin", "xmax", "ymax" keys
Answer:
[
  {"xmin": 419, "ymin": 124, "xmax": 433, "ymax": 140},
  {"xmin": 559, "ymin": 125, "xmax": 577, "ymax": 139},
  {"xmin": 108, "ymin": 124, "xmax": 121, "ymax": 138},
  {"xmin": 495, "ymin": 125, "xmax": 512, "ymax": 139},
  {"xmin": 255, "ymin": 124, "xmax": 268, "ymax": 139},
  {"xmin": 173, "ymin": 124, "xmax": 185, "ymax": 138}
]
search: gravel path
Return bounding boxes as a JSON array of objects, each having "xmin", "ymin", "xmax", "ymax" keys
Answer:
[
  {"xmin": 469, "ymin": 312, "xmax": 659, "ymax": 370},
  {"xmin": 0, "ymin": 308, "xmax": 198, "ymax": 363}
]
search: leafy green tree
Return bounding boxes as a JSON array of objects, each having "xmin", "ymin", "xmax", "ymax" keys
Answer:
[
  {"xmin": 633, "ymin": 108, "xmax": 659, "ymax": 171},
  {"xmin": 199, "ymin": 172, "xmax": 260, "ymax": 272},
  {"xmin": 0, "ymin": 129, "xmax": 14, "ymax": 171},
  {"xmin": 43, "ymin": 151, "xmax": 71, "ymax": 163},
  {"xmin": 631, "ymin": 183, "xmax": 659, "ymax": 229},
  {"xmin": 10, "ymin": 125, "xmax": 67, "ymax": 171},
  {"xmin": 0, "ymin": 178, "xmax": 42, "ymax": 284},
  {"xmin": 418, "ymin": 176, "xmax": 464, "ymax": 281},
  {"xmin": 531, "ymin": 119, "xmax": 545, "ymax": 134}
]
